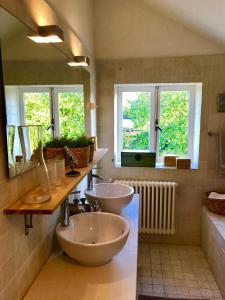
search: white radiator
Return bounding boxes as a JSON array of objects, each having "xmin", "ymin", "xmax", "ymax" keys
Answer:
[{"xmin": 114, "ymin": 180, "xmax": 177, "ymax": 235}]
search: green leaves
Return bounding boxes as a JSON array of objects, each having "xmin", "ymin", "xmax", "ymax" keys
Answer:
[
  {"xmin": 59, "ymin": 92, "xmax": 84, "ymax": 139},
  {"xmin": 44, "ymin": 135, "xmax": 90, "ymax": 149},
  {"xmin": 159, "ymin": 91, "xmax": 189, "ymax": 156},
  {"xmin": 44, "ymin": 136, "xmax": 71, "ymax": 148},
  {"xmin": 122, "ymin": 90, "xmax": 189, "ymax": 156},
  {"xmin": 123, "ymin": 92, "xmax": 150, "ymax": 150},
  {"xmin": 24, "ymin": 91, "xmax": 85, "ymax": 145},
  {"xmin": 24, "ymin": 92, "xmax": 51, "ymax": 144},
  {"xmin": 66, "ymin": 135, "xmax": 89, "ymax": 148}
]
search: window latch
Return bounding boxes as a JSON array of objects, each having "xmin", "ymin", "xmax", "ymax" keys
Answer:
[
  {"xmin": 155, "ymin": 119, "xmax": 162, "ymax": 132},
  {"xmin": 46, "ymin": 118, "xmax": 55, "ymax": 131},
  {"xmin": 46, "ymin": 124, "xmax": 54, "ymax": 130}
]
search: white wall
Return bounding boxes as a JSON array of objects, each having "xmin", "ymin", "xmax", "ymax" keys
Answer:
[
  {"xmin": 47, "ymin": 0, "xmax": 94, "ymax": 55},
  {"xmin": 94, "ymin": 0, "xmax": 225, "ymax": 59}
]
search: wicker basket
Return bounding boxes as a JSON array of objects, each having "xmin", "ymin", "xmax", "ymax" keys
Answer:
[
  {"xmin": 206, "ymin": 191, "xmax": 225, "ymax": 215},
  {"xmin": 89, "ymin": 144, "xmax": 95, "ymax": 163},
  {"xmin": 44, "ymin": 147, "xmax": 65, "ymax": 160},
  {"xmin": 70, "ymin": 146, "xmax": 90, "ymax": 168}
]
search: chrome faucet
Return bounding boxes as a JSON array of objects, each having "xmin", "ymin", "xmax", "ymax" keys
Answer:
[
  {"xmin": 61, "ymin": 198, "xmax": 70, "ymax": 227},
  {"xmin": 60, "ymin": 169, "xmax": 104, "ymax": 227},
  {"xmin": 87, "ymin": 170, "xmax": 104, "ymax": 190}
]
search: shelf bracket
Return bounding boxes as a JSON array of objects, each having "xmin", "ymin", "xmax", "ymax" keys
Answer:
[{"xmin": 24, "ymin": 214, "xmax": 33, "ymax": 235}]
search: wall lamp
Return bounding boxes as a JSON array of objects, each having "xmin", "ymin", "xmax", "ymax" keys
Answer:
[
  {"xmin": 67, "ymin": 56, "xmax": 90, "ymax": 67},
  {"xmin": 27, "ymin": 25, "xmax": 64, "ymax": 43}
]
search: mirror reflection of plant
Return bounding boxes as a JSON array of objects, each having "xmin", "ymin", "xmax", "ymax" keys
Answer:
[
  {"xmin": 44, "ymin": 137, "xmax": 71, "ymax": 148},
  {"xmin": 88, "ymin": 137, "xmax": 95, "ymax": 145},
  {"xmin": 67, "ymin": 135, "xmax": 89, "ymax": 148},
  {"xmin": 44, "ymin": 135, "xmax": 91, "ymax": 149}
]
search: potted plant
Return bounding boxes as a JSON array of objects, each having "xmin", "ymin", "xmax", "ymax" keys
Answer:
[
  {"xmin": 44, "ymin": 137, "xmax": 69, "ymax": 160},
  {"xmin": 67, "ymin": 135, "xmax": 90, "ymax": 168}
]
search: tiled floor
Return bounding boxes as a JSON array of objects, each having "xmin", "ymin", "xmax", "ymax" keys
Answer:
[{"xmin": 137, "ymin": 243, "xmax": 223, "ymax": 299}]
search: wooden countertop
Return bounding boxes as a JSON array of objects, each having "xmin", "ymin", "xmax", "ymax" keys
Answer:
[
  {"xmin": 24, "ymin": 195, "xmax": 139, "ymax": 300},
  {"xmin": 4, "ymin": 148, "xmax": 108, "ymax": 215}
]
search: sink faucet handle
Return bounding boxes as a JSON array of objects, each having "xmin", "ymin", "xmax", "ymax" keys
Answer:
[
  {"xmin": 92, "ymin": 174, "xmax": 104, "ymax": 180},
  {"xmin": 80, "ymin": 198, "xmax": 86, "ymax": 205},
  {"xmin": 91, "ymin": 200, "xmax": 101, "ymax": 212},
  {"xmin": 70, "ymin": 191, "xmax": 81, "ymax": 196}
]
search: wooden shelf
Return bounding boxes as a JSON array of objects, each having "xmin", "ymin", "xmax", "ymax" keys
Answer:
[{"xmin": 4, "ymin": 148, "xmax": 108, "ymax": 215}]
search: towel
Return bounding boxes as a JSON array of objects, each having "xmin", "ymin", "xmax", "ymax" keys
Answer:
[
  {"xmin": 208, "ymin": 192, "xmax": 225, "ymax": 200},
  {"xmin": 219, "ymin": 131, "xmax": 225, "ymax": 175}
]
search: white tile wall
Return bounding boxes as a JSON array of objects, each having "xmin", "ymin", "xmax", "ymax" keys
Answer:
[
  {"xmin": 202, "ymin": 206, "xmax": 225, "ymax": 299},
  {"xmin": 96, "ymin": 54, "xmax": 225, "ymax": 245}
]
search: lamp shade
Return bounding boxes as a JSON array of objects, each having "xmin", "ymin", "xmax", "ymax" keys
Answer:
[
  {"xmin": 28, "ymin": 25, "xmax": 64, "ymax": 43},
  {"xmin": 67, "ymin": 56, "xmax": 90, "ymax": 67}
]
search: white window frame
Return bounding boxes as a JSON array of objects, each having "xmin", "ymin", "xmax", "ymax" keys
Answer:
[
  {"xmin": 18, "ymin": 86, "xmax": 51, "ymax": 126},
  {"xmin": 157, "ymin": 85, "xmax": 196, "ymax": 163},
  {"xmin": 114, "ymin": 83, "xmax": 202, "ymax": 168},
  {"xmin": 116, "ymin": 85, "xmax": 156, "ymax": 164},
  {"xmin": 17, "ymin": 84, "xmax": 84, "ymax": 138},
  {"xmin": 53, "ymin": 85, "xmax": 83, "ymax": 137}
]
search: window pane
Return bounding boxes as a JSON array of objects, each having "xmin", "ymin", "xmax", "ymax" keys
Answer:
[
  {"xmin": 58, "ymin": 92, "xmax": 84, "ymax": 139},
  {"xmin": 122, "ymin": 92, "xmax": 151, "ymax": 150},
  {"xmin": 159, "ymin": 90, "xmax": 189, "ymax": 156},
  {"xmin": 24, "ymin": 92, "xmax": 51, "ymax": 144}
]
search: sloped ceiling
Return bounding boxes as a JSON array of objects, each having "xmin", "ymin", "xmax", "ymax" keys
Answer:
[
  {"xmin": 46, "ymin": 0, "xmax": 94, "ymax": 54},
  {"xmin": 141, "ymin": 0, "xmax": 225, "ymax": 47},
  {"xmin": 94, "ymin": 0, "xmax": 225, "ymax": 59}
]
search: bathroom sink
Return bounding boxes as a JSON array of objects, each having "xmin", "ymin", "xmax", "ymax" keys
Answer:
[
  {"xmin": 85, "ymin": 183, "xmax": 134, "ymax": 214},
  {"xmin": 56, "ymin": 212, "xmax": 130, "ymax": 266}
]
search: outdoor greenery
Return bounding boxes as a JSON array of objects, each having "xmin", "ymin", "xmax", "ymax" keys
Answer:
[
  {"xmin": 24, "ymin": 92, "xmax": 51, "ymax": 144},
  {"xmin": 123, "ymin": 92, "xmax": 150, "ymax": 150},
  {"xmin": 58, "ymin": 92, "xmax": 84, "ymax": 139},
  {"xmin": 24, "ymin": 91, "xmax": 85, "ymax": 144},
  {"xmin": 122, "ymin": 91, "xmax": 189, "ymax": 156},
  {"xmin": 159, "ymin": 91, "xmax": 189, "ymax": 156}
]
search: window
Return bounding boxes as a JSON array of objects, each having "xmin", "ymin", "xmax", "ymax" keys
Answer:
[
  {"xmin": 114, "ymin": 83, "xmax": 202, "ymax": 167},
  {"xmin": 5, "ymin": 85, "xmax": 85, "ymax": 145}
]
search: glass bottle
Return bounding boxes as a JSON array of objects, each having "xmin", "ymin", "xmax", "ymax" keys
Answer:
[
  {"xmin": 6, "ymin": 125, "xmax": 16, "ymax": 177},
  {"xmin": 18, "ymin": 125, "xmax": 51, "ymax": 204}
]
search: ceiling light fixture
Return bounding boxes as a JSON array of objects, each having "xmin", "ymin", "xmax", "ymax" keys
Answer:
[
  {"xmin": 67, "ymin": 56, "xmax": 90, "ymax": 67},
  {"xmin": 27, "ymin": 25, "xmax": 64, "ymax": 43}
]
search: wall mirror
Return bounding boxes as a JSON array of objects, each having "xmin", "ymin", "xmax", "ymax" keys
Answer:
[{"xmin": 0, "ymin": 7, "xmax": 90, "ymax": 178}]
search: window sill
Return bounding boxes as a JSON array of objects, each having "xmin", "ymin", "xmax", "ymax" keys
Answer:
[{"xmin": 114, "ymin": 162, "xmax": 199, "ymax": 170}]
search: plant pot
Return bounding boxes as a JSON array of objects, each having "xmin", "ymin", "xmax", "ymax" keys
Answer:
[
  {"xmin": 70, "ymin": 146, "xmax": 90, "ymax": 168},
  {"xmin": 44, "ymin": 147, "xmax": 65, "ymax": 160},
  {"xmin": 89, "ymin": 144, "xmax": 95, "ymax": 163}
]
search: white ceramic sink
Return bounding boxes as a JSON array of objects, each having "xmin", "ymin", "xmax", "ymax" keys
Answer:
[
  {"xmin": 85, "ymin": 183, "xmax": 134, "ymax": 214},
  {"xmin": 56, "ymin": 212, "xmax": 130, "ymax": 266}
]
